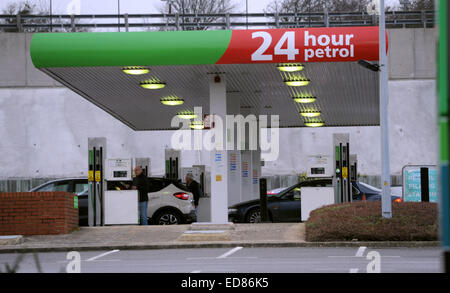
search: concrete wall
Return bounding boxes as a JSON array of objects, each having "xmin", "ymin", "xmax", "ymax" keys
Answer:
[
  {"xmin": 0, "ymin": 79, "xmax": 437, "ymax": 178},
  {"xmin": 0, "ymin": 87, "xmax": 211, "ymax": 178},
  {"xmin": 263, "ymin": 80, "xmax": 438, "ymax": 176},
  {"xmin": 388, "ymin": 28, "xmax": 437, "ymax": 80},
  {"xmin": 0, "ymin": 28, "xmax": 439, "ymax": 180},
  {"xmin": 0, "ymin": 33, "xmax": 60, "ymax": 87}
]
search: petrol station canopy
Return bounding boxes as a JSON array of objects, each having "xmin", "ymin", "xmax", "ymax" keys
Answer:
[{"xmin": 30, "ymin": 27, "xmax": 382, "ymax": 131}]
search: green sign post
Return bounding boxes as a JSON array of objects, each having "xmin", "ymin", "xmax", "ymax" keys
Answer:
[{"xmin": 438, "ymin": 0, "xmax": 450, "ymax": 273}]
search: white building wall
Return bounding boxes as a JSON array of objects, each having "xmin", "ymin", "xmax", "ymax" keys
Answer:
[{"xmin": 0, "ymin": 79, "xmax": 437, "ymax": 178}]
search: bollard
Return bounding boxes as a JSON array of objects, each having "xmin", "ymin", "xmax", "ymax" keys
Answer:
[
  {"xmin": 259, "ymin": 178, "xmax": 270, "ymax": 223},
  {"xmin": 420, "ymin": 167, "xmax": 430, "ymax": 202}
]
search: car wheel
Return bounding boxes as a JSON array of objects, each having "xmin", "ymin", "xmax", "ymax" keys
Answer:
[
  {"xmin": 155, "ymin": 210, "xmax": 181, "ymax": 225},
  {"xmin": 246, "ymin": 208, "xmax": 261, "ymax": 223}
]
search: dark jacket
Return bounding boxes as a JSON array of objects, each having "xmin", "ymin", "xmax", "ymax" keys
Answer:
[
  {"xmin": 132, "ymin": 173, "xmax": 149, "ymax": 202},
  {"xmin": 187, "ymin": 180, "xmax": 201, "ymax": 207}
]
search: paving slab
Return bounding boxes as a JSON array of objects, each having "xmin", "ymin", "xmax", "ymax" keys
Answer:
[
  {"xmin": 0, "ymin": 223, "xmax": 440, "ymax": 253},
  {"xmin": 0, "ymin": 235, "xmax": 23, "ymax": 245}
]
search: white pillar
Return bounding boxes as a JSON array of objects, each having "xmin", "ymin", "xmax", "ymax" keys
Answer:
[
  {"xmin": 240, "ymin": 112, "xmax": 251, "ymax": 202},
  {"xmin": 239, "ymin": 113, "xmax": 261, "ymax": 201},
  {"xmin": 227, "ymin": 93, "xmax": 242, "ymax": 206},
  {"xmin": 379, "ymin": 0, "xmax": 392, "ymax": 218},
  {"xmin": 209, "ymin": 73, "xmax": 229, "ymax": 224},
  {"xmin": 241, "ymin": 150, "xmax": 252, "ymax": 202},
  {"xmin": 251, "ymin": 117, "xmax": 261, "ymax": 199},
  {"xmin": 251, "ymin": 149, "xmax": 261, "ymax": 199}
]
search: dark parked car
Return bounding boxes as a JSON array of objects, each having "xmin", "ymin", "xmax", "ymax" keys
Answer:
[
  {"xmin": 29, "ymin": 178, "xmax": 89, "ymax": 226},
  {"xmin": 351, "ymin": 181, "xmax": 403, "ymax": 203},
  {"xmin": 228, "ymin": 179, "xmax": 402, "ymax": 223}
]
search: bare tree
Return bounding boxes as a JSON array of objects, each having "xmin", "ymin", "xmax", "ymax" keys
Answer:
[
  {"xmin": 265, "ymin": 0, "xmax": 372, "ymax": 14},
  {"xmin": 391, "ymin": 0, "xmax": 434, "ymax": 28},
  {"xmin": 264, "ymin": 0, "xmax": 400, "ymax": 27},
  {"xmin": 157, "ymin": 0, "xmax": 237, "ymax": 30},
  {"xmin": 1, "ymin": 0, "xmax": 89, "ymax": 33},
  {"xmin": 1, "ymin": 0, "xmax": 46, "ymax": 32},
  {"xmin": 265, "ymin": 0, "xmax": 373, "ymax": 27},
  {"xmin": 400, "ymin": 0, "xmax": 434, "ymax": 10}
]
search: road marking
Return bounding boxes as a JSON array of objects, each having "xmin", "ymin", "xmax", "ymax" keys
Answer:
[
  {"xmin": 315, "ymin": 268, "xmax": 349, "ymax": 271},
  {"xmin": 191, "ymin": 270, "xmax": 202, "ymax": 273},
  {"xmin": 355, "ymin": 246, "xmax": 367, "ymax": 257},
  {"xmin": 56, "ymin": 259, "xmax": 122, "ymax": 264},
  {"xmin": 217, "ymin": 247, "xmax": 243, "ymax": 259},
  {"xmin": 187, "ymin": 256, "xmax": 257, "ymax": 260},
  {"xmin": 86, "ymin": 250, "xmax": 120, "ymax": 262},
  {"xmin": 328, "ymin": 255, "xmax": 401, "ymax": 258},
  {"xmin": 184, "ymin": 230, "xmax": 225, "ymax": 234}
]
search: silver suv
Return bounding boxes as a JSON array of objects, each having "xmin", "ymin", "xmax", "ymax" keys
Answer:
[{"xmin": 30, "ymin": 177, "xmax": 197, "ymax": 226}]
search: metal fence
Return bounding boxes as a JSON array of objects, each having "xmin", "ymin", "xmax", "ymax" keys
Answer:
[
  {"xmin": 0, "ymin": 174, "xmax": 401, "ymax": 192},
  {"xmin": 0, "ymin": 10, "xmax": 435, "ymax": 33},
  {"xmin": 264, "ymin": 174, "xmax": 402, "ymax": 190},
  {"xmin": 359, "ymin": 175, "xmax": 403, "ymax": 189},
  {"xmin": 0, "ymin": 178, "xmax": 56, "ymax": 193}
]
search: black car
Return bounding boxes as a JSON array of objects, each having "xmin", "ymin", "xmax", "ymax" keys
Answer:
[
  {"xmin": 29, "ymin": 178, "xmax": 89, "ymax": 225},
  {"xmin": 351, "ymin": 181, "xmax": 402, "ymax": 203},
  {"xmin": 228, "ymin": 179, "xmax": 402, "ymax": 223}
]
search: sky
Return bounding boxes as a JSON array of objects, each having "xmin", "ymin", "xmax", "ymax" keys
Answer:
[{"xmin": 0, "ymin": 0, "xmax": 401, "ymax": 14}]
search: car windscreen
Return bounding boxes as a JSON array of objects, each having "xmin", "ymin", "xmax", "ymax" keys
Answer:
[
  {"xmin": 172, "ymin": 181, "xmax": 190, "ymax": 192},
  {"xmin": 278, "ymin": 183, "xmax": 303, "ymax": 198},
  {"xmin": 147, "ymin": 178, "xmax": 190, "ymax": 192},
  {"xmin": 277, "ymin": 179, "xmax": 333, "ymax": 199},
  {"xmin": 33, "ymin": 181, "xmax": 70, "ymax": 192},
  {"xmin": 74, "ymin": 181, "xmax": 89, "ymax": 196},
  {"xmin": 357, "ymin": 182, "xmax": 382, "ymax": 194},
  {"xmin": 148, "ymin": 178, "xmax": 171, "ymax": 192},
  {"xmin": 267, "ymin": 187, "xmax": 288, "ymax": 197}
]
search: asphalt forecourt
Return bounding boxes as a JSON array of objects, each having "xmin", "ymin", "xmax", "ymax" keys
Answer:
[{"xmin": 0, "ymin": 247, "xmax": 442, "ymax": 273}]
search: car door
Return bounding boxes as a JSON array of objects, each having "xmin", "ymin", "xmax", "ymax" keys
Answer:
[
  {"xmin": 271, "ymin": 188, "xmax": 302, "ymax": 222},
  {"xmin": 73, "ymin": 179, "xmax": 89, "ymax": 225},
  {"xmin": 146, "ymin": 178, "xmax": 168, "ymax": 217}
]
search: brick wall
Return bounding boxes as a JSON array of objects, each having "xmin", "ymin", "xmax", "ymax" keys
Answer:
[{"xmin": 0, "ymin": 192, "xmax": 78, "ymax": 235}]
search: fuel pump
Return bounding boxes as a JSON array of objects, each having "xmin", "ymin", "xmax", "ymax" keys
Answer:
[
  {"xmin": 165, "ymin": 149, "xmax": 181, "ymax": 180},
  {"xmin": 302, "ymin": 155, "xmax": 334, "ymax": 221},
  {"xmin": 135, "ymin": 157, "xmax": 151, "ymax": 177},
  {"xmin": 333, "ymin": 133, "xmax": 351, "ymax": 203},
  {"xmin": 103, "ymin": 158, "xmax": 139, "ymax": 225},
  {"xmin": 88, "ymin": 137, "xmax": 106, "ymax": 227},
  {"xmin": 181, "ymin": 165, "xmax": 208, "ymax": 197},
  {"xmin": 307, "ymin": 155, "xmax": 333, "ymax": 178},
  {"xmin": 350, "ymin": 154, "xmax": 358, "ymax": 181}
]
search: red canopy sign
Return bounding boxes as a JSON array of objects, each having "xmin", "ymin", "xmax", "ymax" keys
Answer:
[{"xmin": 216, "ymin": 26, "xmax": 384, "ymax": 64}]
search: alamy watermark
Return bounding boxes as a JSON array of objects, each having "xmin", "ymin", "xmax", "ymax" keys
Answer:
[
  {"xmin": 170, "ymin": 107, "xmax": 280, "ymax": 162},
  {"xmin": 66, "ymin": 251, "xmax": 81, "ymax": 273}
]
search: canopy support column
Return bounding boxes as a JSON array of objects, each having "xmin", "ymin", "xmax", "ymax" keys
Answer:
[
  {"xmin": 379, "ymin": 0, "xmax": 392, "ymax": 219},
  {"xmin": 209, "ymin": 73, "xmax": 229, "ymax": 224}
]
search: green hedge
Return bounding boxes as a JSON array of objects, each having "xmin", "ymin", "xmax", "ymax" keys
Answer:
[{"xmin": 305, "ymin": 202, "xmax": 438, "ymax": 242}]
